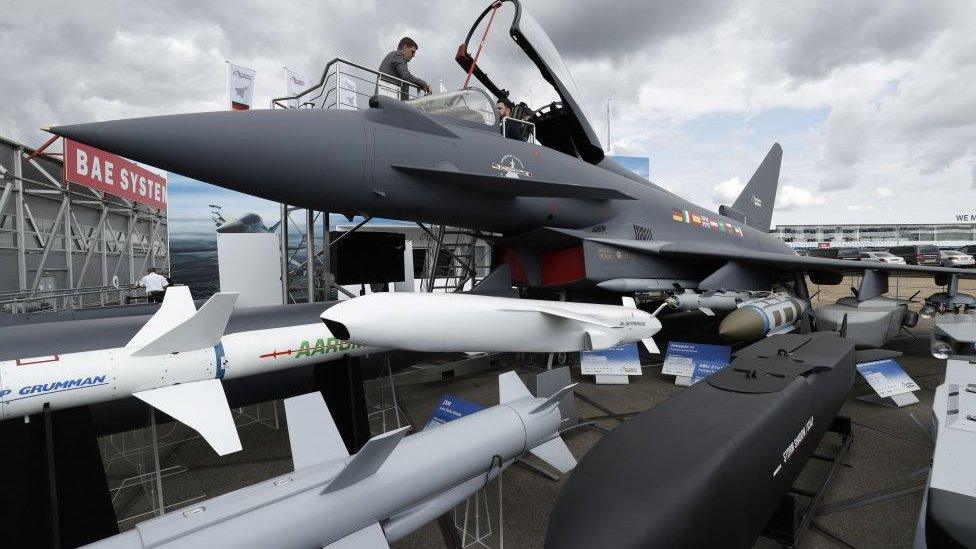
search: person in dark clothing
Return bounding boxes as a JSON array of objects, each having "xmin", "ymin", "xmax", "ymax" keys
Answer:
[
  {"xmin": 378, "ymin": 37, "xmax": 431, "ymax": 100},
  {"xmin": 496, "ymin": 99, "xmax": 532, "ymax": 141}
]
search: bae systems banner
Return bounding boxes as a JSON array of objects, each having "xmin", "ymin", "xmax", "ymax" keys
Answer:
[
  {"xmin": 227, "ymin": 61, "xmax": 255, "ymax": 110},
  {"xmin": 63, "ymin": 139, "xmax": 167, "ymax": 210}
]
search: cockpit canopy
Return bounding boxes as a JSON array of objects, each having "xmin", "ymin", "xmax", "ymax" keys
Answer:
[
  {"xmin": 406, "ymin": 88, "xmax": 497, "ymax": 126},
  {"xmin": 456, "ymin": 0, "xmax": 604, "ymax": 163}
]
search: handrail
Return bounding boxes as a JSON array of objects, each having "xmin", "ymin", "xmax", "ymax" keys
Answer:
[{"xmin": 271, "ymin": 57, "xmax": 422, "ymax": 110}]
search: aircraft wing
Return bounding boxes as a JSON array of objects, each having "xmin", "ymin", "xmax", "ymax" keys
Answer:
[{"xmin": 590, "ymin": 238, "xmax": 976, "ymax": 278}]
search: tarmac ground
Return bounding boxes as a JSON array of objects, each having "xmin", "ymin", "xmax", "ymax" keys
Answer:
[{"xmin": 101, "ymin": 277, "xmax": 967, "ymax": 549}]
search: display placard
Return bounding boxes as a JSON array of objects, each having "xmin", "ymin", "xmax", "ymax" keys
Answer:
[
  {"xmin": 856, "ymin": 359, "xmax": 920, "ymax": 398},
  {"xmin": 424, "ymin": 394, "xmax": 485, "ymax": 431},
  {"xmin": 580, "ymin": 343, "xmax": 642, "ymax": 376},
  {"xmin": 662, "ymin": 342, "xmax": 730, "ymax": 381}
]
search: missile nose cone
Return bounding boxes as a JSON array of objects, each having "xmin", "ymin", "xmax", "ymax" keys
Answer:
[
  {"xmin": 718, "ymin": 308, "xmax": 765, "ymax": 341},
  {"xmin": 48, "ymin": 109, "xmax": 367, "ymax": 210}
]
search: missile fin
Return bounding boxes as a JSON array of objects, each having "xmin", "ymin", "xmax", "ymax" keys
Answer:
[
  {"xmin": 126, "ymin": 286, "xmax": 197, "ymax": 349},
  {"xmin": 642, "ymin": 337, "xmax": 661, "ymax": 355},
  {"xmin": 324, "ymin": 522, "xmax": 389, "ymax": 549},
  {"xmin": 621, "ymin": 296, "xmax": 637, "ymax": 308},
  {"xmin": 529, "ymin": 437, "xmax": 577, "ymax": 474},
  {"xmin": 130, "ymin": 293, "xmax": 238, "ymax": 356},
  {"xmin": 133, "ymin": 379, "xmax": 242, "ymax": 456},
  {"xmin": 284, "ymin": 392, "xmax": 349, "ymax": 468},
  {"xmin": 499, "ymin": 371, "xmax": 533, "ymax": 404},
  {"xmin": 700, "ymin": 307, "xmax": 716, "ymax": 316},
  {"xmin": 322, "ymin": 426, "xmax": 410, "ymax": 495},
  {"xmin": 766, "ymin": 324, "xmax": 797, "ymax": 337},
  {"xmin": 500, "ymin": 305, "xmax": 619, "ymax": 329},
  {"xmin": 530, "ymin": 383, "xmax": 578, "ymax": 414}
]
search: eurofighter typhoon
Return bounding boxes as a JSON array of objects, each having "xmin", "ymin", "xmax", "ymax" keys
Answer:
[{"xmin": 46, "ymin": 0, "xmax": 976, "ymax": 338}]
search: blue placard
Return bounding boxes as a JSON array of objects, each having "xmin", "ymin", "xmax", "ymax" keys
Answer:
[
  {"xmin": 662, "ymin": 341, "xmax": 730, "ymax": 382},
  {"xmin": 423, "ymin": 394, "xmax": 485, "ymax": 431},
  {"xmin": 580, "ymin": 343, "xmax": 642, "ymax": 376},
  {"xmin": 856, "ymin": 359, "xmax": 920, "ymax": 398}
]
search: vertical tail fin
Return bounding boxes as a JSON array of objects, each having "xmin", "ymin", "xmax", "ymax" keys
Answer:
[{"xmin": 720, "ymin": 143, "xmax": 782, "ymax": 231}]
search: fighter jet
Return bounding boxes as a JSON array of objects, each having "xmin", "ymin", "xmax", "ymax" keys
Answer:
[{"xmin": 45, "ymin": 0, "xmax": 975, "ymax": 327}]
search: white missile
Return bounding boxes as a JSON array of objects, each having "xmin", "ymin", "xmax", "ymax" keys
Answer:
[
  {"xmin": 0, "ymin": 287, "xmax": 378, "ymax": 455},
  {"xmin": 84, "ymin": 371, "xmax": 575, "ymax": 549},
  {"xmin": 321, "ymin": 293, "xmax": 663, "ymax": 354}
]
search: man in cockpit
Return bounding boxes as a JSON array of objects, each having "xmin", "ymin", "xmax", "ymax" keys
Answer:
[{"xmin": 496, "ymin": 99, "xmax": 532, "ymax": 141}]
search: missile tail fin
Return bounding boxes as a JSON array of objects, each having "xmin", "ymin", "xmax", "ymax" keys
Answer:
[
  {"xmin": 126, "ymin": 286, "xmax": 197, "ymax": 349},
  {"xmin": 322, "ymin": 426, "xmax": 410, "ymax": 495},
  {"xmin": 621, "ymin": 296, "xmax": 637, "ymax": 308},
  {"xmin": 130, "ymin": 292, "xmax": 238, "ymax": 356},
  {"xmin": 529, "ymin": 436, "xmax": 577, "ymax": 473},
  {"xmin": 324, "ymin": 522, "xmax": 389, "ymax": 549},
  {"xmin": 284, "ymin": 392, "xmax": 349, "ymax": 468},
  {"xmin": 642, "ymin": 337, "xmax": 661, "ymax": 354},
  {"xmin": 529, "ymin": 383, "xmax": 578, "ymax": 414},
  {"xmin": 699, "ymin": 307, "xmax": 715, "ymax": 316},
  {"xmin": 499, "ymin": 371, "xmax": 533, "ymax": 404},
  {"xmin": 134, "ymin": 379, "xmax": 242, "ymax": 455}
]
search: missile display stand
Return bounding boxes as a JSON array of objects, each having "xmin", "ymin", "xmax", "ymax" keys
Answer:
[
  {"xmin": 0, "ymin": 405, "xmax": 118, "ymax": 548},
  {"xmin": 761, "ymin": 416, "xmax": 853, "ymax": 548}
]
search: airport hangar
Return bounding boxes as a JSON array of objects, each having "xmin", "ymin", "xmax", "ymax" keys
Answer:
[{"xmin": 772, "ymin": 223, "xmax": 976, "ymax": 249}]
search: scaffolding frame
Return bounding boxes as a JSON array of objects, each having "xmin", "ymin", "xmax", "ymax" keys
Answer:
[{"xmin": 0, "ymin": 137, "xmax": 168, "ymax": 313}]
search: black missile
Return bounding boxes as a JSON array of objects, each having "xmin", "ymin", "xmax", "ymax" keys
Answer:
[{"xmin": 545, "ymin": 333, "xmax": 855, "ymax": 549}]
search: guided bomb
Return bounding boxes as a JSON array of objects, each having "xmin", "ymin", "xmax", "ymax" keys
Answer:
[{"xmin": 718, "ymin": 294, "xmax": 807, "ymax": 341}]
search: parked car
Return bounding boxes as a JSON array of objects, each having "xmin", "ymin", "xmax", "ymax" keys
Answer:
[
  {"xmin": 858, "ymin": 251, "xmax": 906, "ymax": 265},
  {"xmin": 807, "ymin": 247, "xmax": 860, "ymax": 260},
  {"xmin": 957, "ymin": 245, "xmax": 976, "ymax": 256},
  {"xmin": 887, "ymin": 245, "xmax": 941, "ymax": 266},
  {"xmin": 939, "ymin": 249, "xmax": 975, "ymax": 268}
]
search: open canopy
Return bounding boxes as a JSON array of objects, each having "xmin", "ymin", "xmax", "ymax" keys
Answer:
[{"xmin": 456, "ymin": 0, "xmax": 605, "ymax": 164}]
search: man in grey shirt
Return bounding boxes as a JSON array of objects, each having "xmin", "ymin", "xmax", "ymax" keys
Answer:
[{"xmin": 378, "ymin": 37, "xmax": 431, "ymax": 100}]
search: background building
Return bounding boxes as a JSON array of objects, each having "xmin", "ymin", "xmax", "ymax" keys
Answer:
[
  {"xmin": 0, "ymin": 135, "xmax": 169, "ymax": 312},
  {"xmin": 771, "ymin": 223, "xmax": 976, "ymax": 249}
]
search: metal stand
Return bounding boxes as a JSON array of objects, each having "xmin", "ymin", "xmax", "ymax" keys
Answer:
[
  {"xmin": 762, "ymin": 416, "xmax": 854, "ymax": 548},
  {"xmin": 0, "ymin": 405, "xmax": 117, "ymax": 548},
  {"xmin": 314, "ymin": 355, "xmax": 371, "ymax": 453},
  {"xmin": 856, "ymin": 391, "xmax": 919, "ymax": 408}
]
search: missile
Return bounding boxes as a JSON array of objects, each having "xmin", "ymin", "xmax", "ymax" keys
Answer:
[
  {"xmin": 665, "ymin": 290, "xmax": 750, "ymax": 316},
  {"xmin": 84, "ymin": 371, "xmax": 575, "ymax": 549},
  {"xmin": 718, "ymin": 293, "xmax": 808, "ymax": 341},
  {"xmin": 596, "ymin": 278, "xmax": 698, "ymax": 293},
  {"xmin": 321, "ymin": 292, "xmax": 663, "ymax": 354},
  {"xmin": 0, "ymin": 287, "xmax": 378, "ymax": 455},
  {"xmin": 545, "ymin": 333, "xmax": 856, "ymax": 549}
]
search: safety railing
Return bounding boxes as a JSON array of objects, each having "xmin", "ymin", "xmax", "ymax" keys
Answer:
[
  {"xmin": 0, "ymin": 284, "xmax": 148, "ymax": 314},
  {"xmin": 271, "ymin": 58, "xmax": 423, "ymax": 111}
]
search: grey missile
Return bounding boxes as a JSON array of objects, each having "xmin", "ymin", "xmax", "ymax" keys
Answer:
[
  {"xmin": 596, "ymin": 279, "xmax": 699, "ymax": 293},
  {"xmin": 665, "ymin": 290, "xmax": 750, "ymax": 316},
  {"xmin": 84, "ymin": 371, "xmax": 575, "ymax": 549},
  {"xmin": 718, "ymin": 294, "xmax": 808, "ymax": 341}
]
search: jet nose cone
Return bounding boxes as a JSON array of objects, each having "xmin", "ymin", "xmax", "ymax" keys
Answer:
[
  {"xmin": 48, "ymin": 109, "xmax": 367, "ymax": 210},
  {"xmin": 718, "ymin": 308, "xmax": 764, "ymax": 341}
]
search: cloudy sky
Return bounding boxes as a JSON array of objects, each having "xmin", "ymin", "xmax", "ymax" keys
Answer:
[{"xmin": 2, "ymin": 0, "xmax": 974, "ymax": 231}]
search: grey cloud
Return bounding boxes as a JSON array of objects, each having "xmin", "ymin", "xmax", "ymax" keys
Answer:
[
  {"xmin": 761, "ymin": 0, "xmax": 960, "ymax": 80},
  {"xmin": 530, "ymin": 0, "xmax": 735, "ymax": 63}
]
